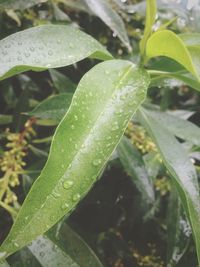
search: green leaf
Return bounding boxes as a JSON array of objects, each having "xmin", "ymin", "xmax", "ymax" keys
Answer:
[
  {"xmin": 146, "ymin": 30, "xmax": 199, "ymax": 80},
  {"xmin": 28, "ymin": 93, "xmax": 73, "ymax": 123},
  {"xmin": 0, "ymin": 0, "xmax": 47, "ymax": 10},
  {"xmin": 49, "ymin": 69, "xmax": 76, "ymax": 93},
  {"xmin": 0, "ymin": 24, "xmax": 112, "ymax": 81},
  {"xmin": 0, "ymin": 60, "xmax": 149, "ymax": 258},
  {"xmin": 84, "ymin": 0, "xmax": 131, "ymax": 51},
  {"xmin": 143, "ymin": 108, "xmax": 200, "ymax": 146},
  {"xmin": 138, "ymin": 107, "xmax": 200, "ymax": 265},
  {"xmin": 47, "ymin": 223, "xmax": 104, "ymax": 267},
  {"xmin": 167, "ymin": 188, "xmax": 191, "ymax": 267},
  {"xmin": 117, "ymin": 136, "xmax": 155, "ymax": 204},
  {"xmin": 140, "ymin": 0, "xmax": 157, "ymax": 58}
]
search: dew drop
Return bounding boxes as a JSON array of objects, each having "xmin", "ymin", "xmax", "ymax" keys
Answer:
[
  {"xmin": 61, "ymin": 148, "xmax": 64, "ymax": 153},
  {"xmin": 14, "ymin": 242, "xmax": 19, "ymax": 248},
  {"xmin": 71, "ymin": 124, "xmax": 75, "ymax": 129},
  {"xmin": 63, "ymin": 180, "xmax": 74, "ymax": 189},
  {"xmin": 52, "ymin": 191, "xmax": 61, "ymax": 199},
  {"xmin": 39, "ymin": 251, "xmax": 45, "ymax": 257},
  {"xmin": 93, "ymin": 159, "xmax": 101, "ymax": 166},
  {"xmin": 72, "ymin": 193, "xmax": 81, "ymax": 201},
  {"xmin": 74, "ymin": 115, "xmax": 78, "ymax": 121},
  {"xmin": 48, "ymin": 50, "xmax": 53, "ymax": 56},
  {"xmin": 30, "ymin": 47, "xmax": 35, "ymax": 52},
  {"xmin": 61, "ymin": 203, "xmax": 69, "ymax": 210}
]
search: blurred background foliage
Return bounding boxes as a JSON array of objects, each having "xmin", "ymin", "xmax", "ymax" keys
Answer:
[{"xmin": 0, "ymin": 0, "xmax": 200, "ymax": 266}]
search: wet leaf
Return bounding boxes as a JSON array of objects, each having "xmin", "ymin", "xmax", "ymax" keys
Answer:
[
  {"xmin": 0, "ymin": 24, "xmax": 112, "ymax": 81},
  {"xmin": 138, "ymin": 107, "xmax": 200, "ymax": 265},
  {"xmin": 0, "ymin": 60, "xmax": 149, "ymax": 258},
  {"xmin": 84, "ymin": 0, "xmax": 131, "ymax": 51},
  {"xmin": 117, "ymin": 136, "xmax": 155, "ymax": 204},
  {"xmin": 167, "ymin": 188, "xmax": 191, "ymax": 267}
]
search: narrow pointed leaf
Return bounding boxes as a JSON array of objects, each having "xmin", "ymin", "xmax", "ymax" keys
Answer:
[
  {"xmin": 0, "ymin": 25, "xmax": 112, "ymax": 81},
  {"xmin": 0, "ymin": 60, "xmax": 149, "ymax": 258},
  {"xmin": 117, "ymin": 136, "xmax": 155, "ymax": 204},
  {"xmin": 47, "ymin": 223, "xmax": 104, "ymax": 267},
  {"xmin": 167, "ymin": 188, "xmax": 191, "ymax": 267},
  {"xmin": 140, "ymin": 0, "xmax": 157, "ymax": 56},
  {"xmin": 138, "ymin": 107, "xmax": 200, "ymax": 265},
  {"xmin": 84, "ymin": 0, "xmax": 131, "ymax": 51},
  {"xmin": 146, "ymin": 30, "xmax": 199, "ymax": 80},
  {"xmin": 144, "ymin": 109, "xmax": 200, "ymax": 146},
  {"xmin": 28, "ymin": 93, "xmax": 73, "ymax": 123},
  {"xmin": 49, "ymin": 69, "xmax": 76, "ymax": 93}
]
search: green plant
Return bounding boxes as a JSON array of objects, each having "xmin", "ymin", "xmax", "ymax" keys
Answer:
[{"xmin": 0, "ymin": 0, "xmax": 200, "ymax": 266}]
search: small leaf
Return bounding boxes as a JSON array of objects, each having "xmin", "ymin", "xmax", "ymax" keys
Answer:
[
  {"xmin": 49, "ymin": 69, "xmax": 76, "ymax": 93},
  {"xmin": 0, "ymin": 60, "xmax": 149, "ymax": 258},
  {"xmin": 0, "ymin": 24, "xmax": 112, "ymax": 81},
  {"xmin": 146, "ymin": 30, "xmax": 199, "ymax": 79},
  {"xmin": 138, "ymin": 107, "xmax": 200, "ymax": 265},
  {"xmin": 84, "ymin": 0, "xmax": 131, "ymax": 51},
  {"xmin": 144, "ymin": 108, "xmax": 200, "ymax": 146},
  {"xmin": 28, "ymin": 93, "xmax": 73, "ymax": 123},
  {"xmin": 167, "ymin": 188, "xmax": 191, "ymax": 267},
  {"xmin": 140, "ymin": 0, "xmax": 157, "ymax": 57},
  {"xmin": 117, "ymin": 136, "xmax": 155, "ymax": 204}
]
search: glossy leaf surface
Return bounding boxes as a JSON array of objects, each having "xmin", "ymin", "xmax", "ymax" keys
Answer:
[
  {"xmin": 167, "ymin": 189, "xmax": 191, "ymax": 267},
  {"xmin": 117, "ymin": 136, "xmax": 155, "ymax": 204},
  {"xmin": 0, "ymin": 60, "xmax": 149, "ymax": 258},
  {"xmin": 146, "ymin": 30, "xmax": 199, "ymax": 79},
  {"xmin": 84, "ymin": 0, "xmax": 131, "ymax": 51},
  {"xmin": 0, "ymin": 25, "xmax": 112, "ymax": 81},
  {"xmin": 138, "ymin": 107, "xmax": 200, "ymax": 264},
  {"xmin": 28, "ymin": 93, "xmax": 73, "ymax": 123}
]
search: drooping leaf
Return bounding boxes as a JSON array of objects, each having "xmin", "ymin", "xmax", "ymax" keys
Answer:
[
  {"xmin": 146, "ymin": 30, "xmax": 199, "ymax": 80},
  {"xmin": 0, "ymin": 25, "xmax": 112, "ymax": 81},
  {"xmin": 138, "ymin": 107, "xmax": 200, "ymax": 265},
  {"xmin": 167, "ymin": 188, "xmax": 191, "ymax": 267},
  {"xmin": 84, "ymin": 0, "xmax": 131, "ymax": 51},
  {"xmin": 140, "ymin": 0, "xmax": 157, "ymax": 57},
  {"xmin": 49, "ymin": 69, "xmax": 76, "ymax": 93},
  {"xmin": 0, "ymin": 0, "xmax": 47, "ymax": 10},
  {"xmin": 117, "ymin": 136, "xmax": 155, "ymax": 204},
  {"xmin": 28, "ymin": 93, "xmax": 73, "ymax": 123},
  {"xmin": 143, "ymin": 108, "xmax": 200, "ymax": 146},
  {"xmin": 0, "ymin": 60, "xmax": 149, "ymax": 258}
]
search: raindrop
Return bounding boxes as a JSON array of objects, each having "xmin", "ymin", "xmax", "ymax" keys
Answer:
[
  {"xmin": 39, "ymin": 251, "xmax": 45, "ymax": 257},
  {"xmin": 14, "ymin": 242, "xmax": 19, "ymax": 248},
  {"xmin": 30, "ymin": 47, "xmax": 35, "ymax": 52},
  {"xmin": 61, "ymin": 203, "xmax": 69, "ymax": 210},
  {"xmin": 93, "ymin": 159, "xmax": 102, "ymax": 166},
  {"xmin": 57, "ymin": 39, "xmax": 61, "ymax": 44},
  {"xmin": 24, "ymin": 52, "xmax": 30, "ymax": 57},
  {"xmin": 69, "ymin": 42, "xmax": 73, "ymax": 48},
  {"xmin": 74, "ymin": 115, "xmax": 78, "ymax": 121},
  {"xmin": 72, "ymin": 193, "xmax": 81, "ymax": 201},
  {"xmin": 48, "ymin": 50, "xmax": 53, "ymax": 56},
  {"xmin": 61, "ymin": 148, "xmax": 64, "ymax": 153},
  {"xmin": 63, "ymin": 180, "xmax": 74, "ymax": 189},
  {"xmin": 17, "ymin": 56, "xmax": 22, "ymax": 61},
  {"xmin": 52, "ymin": 191, "xmax": 61, "ymax": 199},
  {"xmin": 71, "ymin": 124, "xmax": 75, "ymax": 129}
]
